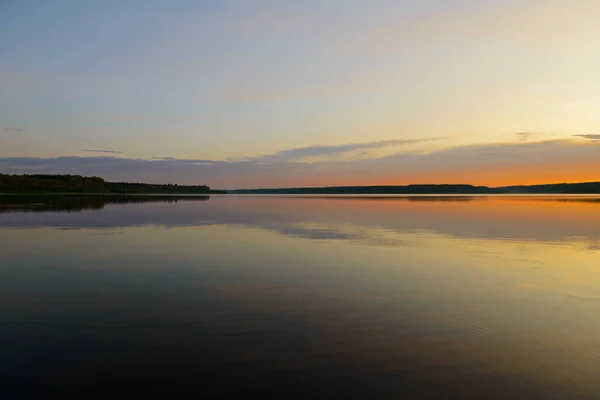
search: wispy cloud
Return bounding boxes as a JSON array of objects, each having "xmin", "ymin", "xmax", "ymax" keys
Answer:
[
  {"xmin": 516, "ymin": 132, "xmax": 542, "ymax": 142},
  {"xmin": 3, "ymin": 128, "xmax": 23, "ymax": 132},
  {"xmin": 81, "ymin": 149, "xmax": 125, "ymax": 154},
  {"xmin": 151, "ymin": 157, "xmax": 224, "ymax": 165},
  {"xmin": 249, "ymin": 137, "xmax": 443, "ymax": 162},
  {"xmin": 575, "ymin": 134, "xmax": 600, "ymax": 142}
]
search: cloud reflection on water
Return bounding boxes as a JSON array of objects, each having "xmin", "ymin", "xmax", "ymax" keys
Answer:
[{"xmin": 2, "ymin": 195, "xmax": 600, "ymax": 246}]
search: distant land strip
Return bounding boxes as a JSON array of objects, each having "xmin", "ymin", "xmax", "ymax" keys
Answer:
[
  {"xmin": 0, "ymin": 174, "xmax": 224, "ymax": 194},
  {"xmin": 228, "ymin": 182, "xmax": 600, "ymax": 195},
  {"xmin": 1, "ymin": 174, "xmax": 600, "ymax": 194}
]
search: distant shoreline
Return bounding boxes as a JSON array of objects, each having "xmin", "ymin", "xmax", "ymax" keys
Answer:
[
  {"xmin": 227, "ymin": 182, "xmax": 600, "ymax": 195},
  {"xmin": 0, "ymin": 192, "xmax": 221, "ymax": 196},
  {"xmin": 2, "ymin": 174, "xmax": 600, "ymax": 195},
  {"xmin": 0, "ymin": 174, "xmax": 224, "ymax": 195},
  {"xmin": 3, "ymin": 191, "xmax": 600, "ymax": 196}
]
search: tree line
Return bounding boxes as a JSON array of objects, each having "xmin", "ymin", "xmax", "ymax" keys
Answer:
[
  {"xmin": 0, "ymin": 174, "xmax": 106, "ymax": 192},
  {"xmin": 0, "ymin": 174, "xmax": 212, "ymax": 194}
]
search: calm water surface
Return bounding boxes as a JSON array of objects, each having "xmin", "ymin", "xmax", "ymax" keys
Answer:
[{"xmin": 1, "ymin": 195, "xmax": 600, "ymax": 398}]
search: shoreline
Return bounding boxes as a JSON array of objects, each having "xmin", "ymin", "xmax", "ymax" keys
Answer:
[{"xmin": 0, "ymin": 192, "xmax": 215, "ymax": 196}]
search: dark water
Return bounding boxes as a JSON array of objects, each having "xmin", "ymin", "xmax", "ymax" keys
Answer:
[{"xmin": 2, "ymin": 194, "xmax": 600, "ymax": 399}]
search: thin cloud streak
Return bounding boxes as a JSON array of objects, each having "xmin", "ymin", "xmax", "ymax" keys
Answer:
[
  {"xmin": 516, "ymin": 132, "xmax": 542, "ymax": 142},
  {"xmin": 575, "ymin": 134, "xmax": 600, "ymax": 142},
  {"xmin": 150, "ymin": 157, "xmax": 226, "ymax": 165},
  {"xmin": 248, "ymin": 137, "xmax": 444, "ymax": 162},
  {"xmin": 81, "ymin": 149, "xmax": 125, "ymax": 154}
]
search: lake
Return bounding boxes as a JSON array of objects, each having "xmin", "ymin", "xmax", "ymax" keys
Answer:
[{"xmin": 2, "ymin": 194, "xmax": 600, "ymax": 399}]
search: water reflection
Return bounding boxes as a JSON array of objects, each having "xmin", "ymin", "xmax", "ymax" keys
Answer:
[
  {"xmin": 0, "ymin": 194, "xmax": 209, "ymax": 213},
  {"xmin": 2, "ymin": 195, "xmax": 600, "ymax": 398},
  {"xmin": 2, "ymin": 195, "xmax": 599, "ymax": 245}
]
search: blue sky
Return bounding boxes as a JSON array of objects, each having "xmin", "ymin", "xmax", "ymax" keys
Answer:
[{"xmin": 1, "ymin": 0, "xmax": 600, "ymax": 187}]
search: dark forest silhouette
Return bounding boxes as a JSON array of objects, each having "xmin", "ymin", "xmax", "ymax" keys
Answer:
[{"xmin": 0, "ymin": 174, "xmax": 216, "ymax": 194}]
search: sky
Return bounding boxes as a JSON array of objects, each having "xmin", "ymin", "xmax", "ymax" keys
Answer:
[{"xmin": 1, "ymin": 0, "xmax": 600, "ymax": 189}]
